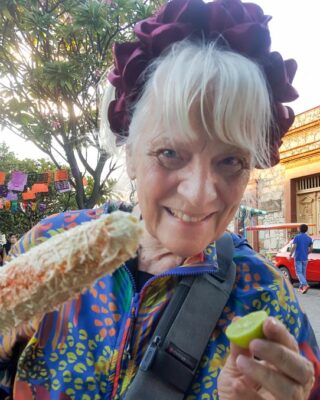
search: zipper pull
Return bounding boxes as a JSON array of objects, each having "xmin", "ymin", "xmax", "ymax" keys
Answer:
[{"xmin": 140, "ymin": 335, "xmax": 162, "ymax": 371}]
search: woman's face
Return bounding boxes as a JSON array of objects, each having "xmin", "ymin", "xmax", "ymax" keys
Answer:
[{"xmin": 127, "ymin": 121, "xmax": 251, "ymax": 257}]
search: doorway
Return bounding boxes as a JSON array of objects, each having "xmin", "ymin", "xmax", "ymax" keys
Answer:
[{"xmin": 296, "ymin": 174, "xmax": 320, "ymax": 235}]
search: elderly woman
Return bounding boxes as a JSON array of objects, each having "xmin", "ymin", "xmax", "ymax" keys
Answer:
[{"xmin": 0, "ymin": 0, "xmax": 319, "ymax": 399}]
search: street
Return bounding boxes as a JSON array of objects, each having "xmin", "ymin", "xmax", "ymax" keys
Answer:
[{"xmin": 294, "ymin": 286, "xmax": 320, "ymax": 344}]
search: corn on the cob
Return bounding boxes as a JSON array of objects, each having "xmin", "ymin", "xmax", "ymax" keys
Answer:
[{"xmin": 0, "ymin": 211, "xmax": 142, "ymax": 334}]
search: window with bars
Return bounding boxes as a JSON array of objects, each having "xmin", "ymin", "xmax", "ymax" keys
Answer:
[{"xmin": 296, "ymin": 175, "xmax": 320, "ymax": 192}]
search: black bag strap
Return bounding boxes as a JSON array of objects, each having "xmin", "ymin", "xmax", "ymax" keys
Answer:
[{"xmin": 125, "ymin": 233, "xmax": 236, "ymax": 400}]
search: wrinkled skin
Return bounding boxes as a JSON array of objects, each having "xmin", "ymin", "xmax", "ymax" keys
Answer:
[
  {"xmin": 126, "ymin": 128, "xmax": 250, "ymax": 259},
  {"xmin": 218, "ymin": 317, "xmax": 315, "ymax": 399}
]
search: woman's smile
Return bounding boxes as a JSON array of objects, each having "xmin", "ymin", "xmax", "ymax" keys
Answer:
[{"xmin": 164, "ymin": 207, "xmax": 213, "ymax": 223}]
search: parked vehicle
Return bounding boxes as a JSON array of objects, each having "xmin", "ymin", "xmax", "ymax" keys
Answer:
[{"xmin": 274, "ymin": 236, "xmax": 320, "ymax": 283}]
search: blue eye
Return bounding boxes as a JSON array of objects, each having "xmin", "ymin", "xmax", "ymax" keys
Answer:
[
  {"xmin": 156, "ymin": 148, "xmax": 185, "ymax": 169},
  {"xmin": 222, "ymin": 157, "xmax": 241, "ymax": 166},
  {"xmin": 162, "ymin": 149, "xmax": 177, "ymax": 158},
  {"xmin": 218, "ymin": 157, "xmax": 246, "ymax": 174}
]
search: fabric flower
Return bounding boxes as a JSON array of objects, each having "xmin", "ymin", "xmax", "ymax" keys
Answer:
[{"xmin": 107, "ymin": 0, "xmax": 298, "ymax": 167}]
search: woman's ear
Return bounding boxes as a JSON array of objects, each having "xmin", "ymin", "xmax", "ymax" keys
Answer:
[{"xmin": 126, "ymin": 144, "xmax": 136, "ymax": 180}]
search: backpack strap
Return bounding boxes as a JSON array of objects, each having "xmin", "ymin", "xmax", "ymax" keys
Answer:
[{"xmin": 125, "ymin": 233, "xmax": 236, "ymax": 400}]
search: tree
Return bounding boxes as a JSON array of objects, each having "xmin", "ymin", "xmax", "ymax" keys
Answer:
[{"xmin": 0, "ymin": 0, "xmax": 164, "ymax": 209}]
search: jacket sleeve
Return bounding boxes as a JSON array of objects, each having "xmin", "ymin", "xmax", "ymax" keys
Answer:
[
  {"xmin": 0, "ymin": 217, "xmax": 50, "ymax": 394},
  {"xmin": 0, "ymin": 204, "xmax": 115, "ymax": 395},
  {"xmin": 0, "ymin": 207, "xmax": 101, "ymax": 395}
]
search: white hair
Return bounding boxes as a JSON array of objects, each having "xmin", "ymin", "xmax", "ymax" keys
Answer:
[{"xmin": 100, "ymin": 40, "xmax": 274, "ymax": 168}]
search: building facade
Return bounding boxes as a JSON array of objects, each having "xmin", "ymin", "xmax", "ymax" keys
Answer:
[{"xmin": 243, "ymin": 106, "xmax": 320, "ymax": 253}]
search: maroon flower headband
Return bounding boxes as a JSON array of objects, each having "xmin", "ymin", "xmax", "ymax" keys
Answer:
[{"xmin": 107, "ymin": 0, "xmax": 298, "ymax": 167}]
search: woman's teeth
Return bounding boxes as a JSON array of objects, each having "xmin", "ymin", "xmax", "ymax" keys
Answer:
[{"xmin": 168, "ymin": 208, "xmax": 205, "ymax": 222}]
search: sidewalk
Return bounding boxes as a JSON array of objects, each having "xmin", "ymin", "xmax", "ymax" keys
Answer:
[{"xmin": 295, "ymin": 287, "xmax": 320, "ymax": 344}]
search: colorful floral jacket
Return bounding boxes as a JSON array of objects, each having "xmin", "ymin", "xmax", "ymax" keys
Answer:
[{"xmin": 0, "ymin": 203, "xmax": 319, "ymax": 400}]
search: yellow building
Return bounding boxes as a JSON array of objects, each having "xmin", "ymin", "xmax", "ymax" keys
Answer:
[{"xmin": 243, "ymin": 105, "xmax": 320, "ymax": 253}]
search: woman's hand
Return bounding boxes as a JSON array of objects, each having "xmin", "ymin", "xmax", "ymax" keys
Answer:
[{"xmin": 218, "ymin": 317, "xmax": 315, "ymax": 399}]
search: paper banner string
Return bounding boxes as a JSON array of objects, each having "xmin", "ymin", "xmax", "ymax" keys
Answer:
[
  {"xmin": 54, "ymin": 170, "xmax": 68, "ymax": 182},
  {"xmin": 0, "ymin": 170, "xmax": 84, "ymax": 214},
  {"xmin": 54, "ymin": 180, "xmax": 71, "ymax": 193},
  {"xmin": 32, "ymin": 183, "xmax": 49, "ymax": 193},
  {"xmin": 37, "ymin": 172, "xmax": 50, "ymax": 184},
  {"xmin": 39, "ymin": 203, "xmax": 47, "ymax": 212},
  {"xmin": 22, "ymin": 191, "xmax": 36, "ymax": 200},
  {"xmin": 0, "ymin": 172, "xmax": 6, "ymax": 185},
  {"xmin": 11, "ymin": 200, "xmax": 18, "ymax": 213},
  {"xmin": 6, "ymin": 191, "xmax": 18, "ymax": 201},
  {"xmin": 7, "ymin": 171, "xmax": 28, "ymax": 192},
  {"xmin": 0, "ymin": 186, "xmax": 8, "ymax": 197}
]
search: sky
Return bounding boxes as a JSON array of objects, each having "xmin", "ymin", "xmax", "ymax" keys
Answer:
[{"xmin": 1, "ymin": 0, "xmax": 319, "ymax": 160}]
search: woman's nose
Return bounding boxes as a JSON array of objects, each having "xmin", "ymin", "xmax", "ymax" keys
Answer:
[{"xmin": 177, "ymin": 166, "xmax": 218, "ymax": 208}]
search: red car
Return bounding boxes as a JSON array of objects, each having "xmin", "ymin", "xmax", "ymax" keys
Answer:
[{"xmin": 274, "ymin": 235, "xmax": 320, "ymax": 283}]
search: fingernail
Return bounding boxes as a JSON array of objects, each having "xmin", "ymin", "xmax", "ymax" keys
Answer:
[
  {"xmin": 250, "ymin": 339, "xmax": 264, "ymax": 351},
  {"xmin": 236, "ymin": 354, "xmax": 251, "ymax": 370},
  {"xmin": 266, "ymin": 317, "xmax": 279, "ymax": 332}
]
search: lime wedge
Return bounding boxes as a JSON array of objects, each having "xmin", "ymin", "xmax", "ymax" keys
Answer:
[{"xmin": 226, "ymin": 310, "xmax": 268, "ymax": 349}]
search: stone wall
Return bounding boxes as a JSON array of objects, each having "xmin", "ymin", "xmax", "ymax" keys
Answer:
[{"xmin": 254, "ymin": 165, "xmax": 288, "ymax": 254}]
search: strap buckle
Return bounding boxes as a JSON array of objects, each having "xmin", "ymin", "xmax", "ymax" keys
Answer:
[{"xmin": 140, "ymin": 335, "xmax": 162, "ymax": 371}]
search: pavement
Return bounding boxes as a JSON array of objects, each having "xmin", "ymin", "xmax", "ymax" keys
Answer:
[{"xmin": 294, "ymin": 285, "xmax": 320, "ymax": 344}]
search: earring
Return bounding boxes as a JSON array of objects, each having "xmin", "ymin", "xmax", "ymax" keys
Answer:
[{"xmin": 129, "ymin": 180, "xmax": 137, "ymax": 205}]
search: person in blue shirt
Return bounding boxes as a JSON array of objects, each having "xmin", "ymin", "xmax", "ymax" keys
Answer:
[{"xmin": 289, "ymin": 224, "xmax": 313, "ymax": 293}]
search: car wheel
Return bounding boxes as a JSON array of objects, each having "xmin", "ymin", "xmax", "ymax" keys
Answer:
[{"xmin": 279, "ymin": 266, "xmax": 292, "ymax": 282}]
